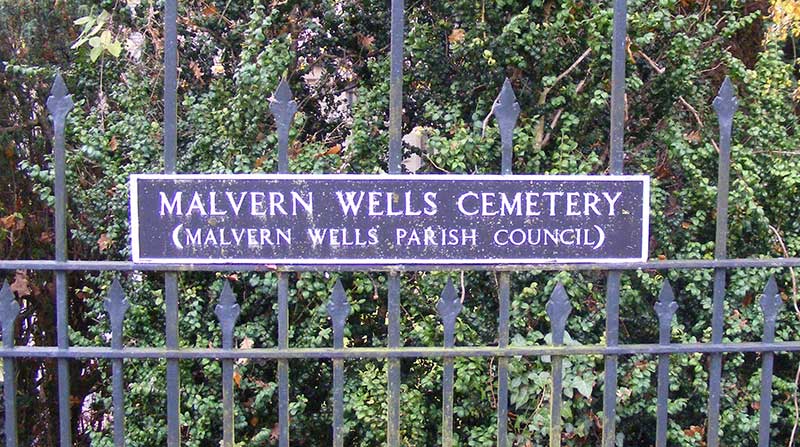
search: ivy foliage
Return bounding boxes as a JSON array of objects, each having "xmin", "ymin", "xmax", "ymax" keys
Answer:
[{"xmin": 2, "ymin": 0, "xmax": 800, "ymax": 445}]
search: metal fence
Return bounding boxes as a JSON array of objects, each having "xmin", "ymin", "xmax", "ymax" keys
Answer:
[{"xmin": 2, "ymin": 0, "xmax": 800, "ymax": 446}]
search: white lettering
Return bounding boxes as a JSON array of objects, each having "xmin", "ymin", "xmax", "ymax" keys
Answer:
[{"xmin": 160, "ymin": 192, "xmax": 182, "ymax": 216}]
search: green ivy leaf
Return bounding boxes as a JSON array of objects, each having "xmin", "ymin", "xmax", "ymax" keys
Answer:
[
  {"xmin": 89, "ymin": 46, "xmax": 103, "ymax": 62},
  {"xmin": 107, "ymin": 41, "xmax": 122, "ymax": 58}
]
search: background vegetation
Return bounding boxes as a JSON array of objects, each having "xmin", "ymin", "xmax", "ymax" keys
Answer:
[{"xmin": 2, "ymin": 0, "xmax": 800, "ymax": 445}]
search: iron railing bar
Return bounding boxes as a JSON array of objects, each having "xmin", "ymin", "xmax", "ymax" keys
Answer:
[
  {"xmin": 441, "ymin": 341, "xmax": 455, "ymax": 447},
  {"xmin": 707, "ymin": 270, "xmax": 725, "ymax": 447},
  {"xmin": 163, "ymin": 0, "xmax": 181, "ymax": 444},
  {"xmin": 547, "ymin": 283, "xmax": 571, "ymax": 447},
  {"xmin": 270, "ymin": 77, "xmax": 297, "ymax": 447},
  {"xmin": 1, "ymin": 281, "xmax": 19, "ymax": 447},
  {"xmin": 655, "ymin": 353, "xmax": 669, "ymax": 445},
  {"xmin": 550, "ymin": 357, "xmax": 565, "ymax": 446},
  {"xmin": 387, "ymin": 273, "xmax": 401, "ymax": 447},
  {"xmin": 494, "ymin": 77, "xmax": 518, "ymax": 447},
  {"xmin": 328, "ymin": 280, "xmax": 349, "ymax": 447},
  {"xmin": 6, "ymin": 342, "xmax": 800, "ymax": 358},
  {"xmin": 602, "ymin": 273, "xmax": 621, "ymax": 447},
  {"xmin": 388, "ymin": 0, "xmax": 404, "ymax": 174},
  {"xmin": 3, "ymin": 357, "xmax": 16, "ymax": 447},
  {"xmin": 438, "ymin": 279, "xmax": 461, "ymax": 447},
  {"xmin": 707, "ymin": 76, "xmax": 737, "ymax": 447},
  {"xmin": 221, "ymin": 360, "xmax": 235, "ymax": 446},
  {"xmin": 654, "ymin": 281, "xmax": 677, "ymax": 447},
  {"xmin": 215, "ymin": 281, "xmax": 240, "ymax": 447},
  {"xmin": 603, "ymin": 0, "xmax": 627, "ymax": 444},
  {"xmin": 332, "ymin": 358, "xmax": 345, "ymax": 446},
  {"xmin": 164, "ymin": 0, "xmax": 178, "ymax": 173},
  {"xmin": 105, "ymin": 279, "xmax": 129, "ymax": 447},
  {"xmin": 278, "ymin": 274, "xmax": 289, "ymax": 447},
  {"xmin": 112, "ymin": 356, "xmax": 125, "ymax": 446},
  {"xmin": 497, "ymin": 274, "xmax": 510, "ymax": 447},
  {"xmin": 388, "ymin": 0, "xmax": 405, "ymax": 442},
  {"xmin": 2, "ymin": 258, "xmax": 800, "ymax": 272},
  {"xmin": 49, "ymin": 72, "xmax": 73, "ymax": 447},
  {"xmin": 165, "ymin": 275, "xmax": 180, "ymax": 446},
  {"xmin": 758, "ymin": 277, "xmax": 781, "ymax": 446}
]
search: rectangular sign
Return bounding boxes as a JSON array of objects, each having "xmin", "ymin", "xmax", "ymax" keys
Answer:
[{"xmin": 130, "ymin": 174, "xmax": 650, "ymax": 264}]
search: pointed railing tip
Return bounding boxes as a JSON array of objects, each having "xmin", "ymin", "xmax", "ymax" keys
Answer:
[
  {"xmin": 46, "ymin": 72, "xmax": 74, "ymax": 119},
  {"xmin": 654, "ymin": 279, "xmax": 678, "ymax": 320},
  {"xmin": 546, "ymin": 282, "xmax": 572, "ymax": 320},
  {"xmin": 103, "ymin": 278, "xmax": 130, "ymax": 323},
  {"xmin": 713, "ymin": 76, "xmax": 739, "ymax": 118},
  {"xmin": 215, "ymin": 280, "xmax": 241, "ymax": 347},
  {"xmin": 436, "ymin": 278, "xmax": 462, "ymax": 324},
  {"xmin": 760, "ymin": 275, "xmax": 783, "ymax": 322},
  {"xmin": 273, "ymin": 79, "xmax": 294, "ymax": 103},
  {"xmin": 218, "ymin": 280, "xmax": 237, "ymax": 307},
  {"xmin": 494, "ymin": 78, "xmax": 521, "ymax": 125},
  {"xmin": 50, "ymin": 73, "xmax": 68, "ymax": 98},
  {"xmin": 546, "ymin": 282, "xmax": 572, "ymax": 344},
  {"xmin": 327, "ymin": 279, "xmax": 351, "ymax": 323},
  {"xmin": 269, "ymin": 79, "xmax": 298, "ymax": 130}
]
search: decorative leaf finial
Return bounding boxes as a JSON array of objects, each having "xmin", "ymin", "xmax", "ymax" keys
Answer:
[
  {"xmin": 46, "ymin": 73, "xmax": 74, "ymax": 122},
  {"xmin": 270, "ymin": 79, "xmax": 298, "ymax": 133},
  {"xmin": 437, "ymin": 278, "xmax": 462, "ymax": 331},
  {"xmin": 760, "ymin": 276, "xmax": 782, "ymax": 325},
  {"xmin": 103, "ymin": 279, "xmax": 129, "ymax": 349},
  {"xmin": 494, "ymin": 78, "xmax": 521, "ymax": 148},
  {"xmin": 713, "ymin": 77, "xmax": 738, "ymax": 126},
  {"xmin": 214, "ymin": 281, "xmax": 241, "ymax": 349},
  {"xmin": 327, "ymin": 280, "xmax": 351, "ymax": 349},
  {"xmin": 0, "ymin": 280, "xmax": 20, "ymax": 348},
  {"xmin": 653, "ymin": 279, "xmax": 678, "ymax": 344},
  {"xmin": 546, "ymin": 282, "xmax": 572, "ymax": 345}
]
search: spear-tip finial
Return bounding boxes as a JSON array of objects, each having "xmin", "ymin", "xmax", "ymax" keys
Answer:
[
  {"xmin": 215, "ymin": 280, "xmax": 241, "ymax": 348},
  {"xmin": 713, "ymin": 76, "xmax": 738, "ymax": 121},
  {"xmin": 653, "ymin": 279, "xmax": 678, "ymax": 322},
  {"xmin": 436, "ymin": 278, "xmax": 462, "ymax": 327},
  {"xmin": 494, "ymin": 78, "xmax": 521, "ymax": 140},
  {"xmin": 546, "ymin": 282, "xmax": 572, "ymax": 345},
  {"xmin": 46, "ymin": 73, "xmax": 74, "ymax": 121},
  {"xmin": 327, "ymin": 279, "xmax": 351, "ymax": 331},
  {"xmin": 760, "ymin": 275, "xmax": 782, "ymax": 324},
  {"xmin": 103, "ymin": 278, "xmax": 130, "ymax": 329},
  {"xmin": 274, "ymin": 79, "xmax": 294, "ymax": 104},
  {"xmin": 270, "ymin": 79, "xmax": 298, "ymax": 125}
]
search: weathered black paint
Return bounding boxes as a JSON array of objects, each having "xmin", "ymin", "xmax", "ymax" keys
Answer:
[{"xmin": 131, "ymin": 174, "xmax": 649, "ymax": 264}]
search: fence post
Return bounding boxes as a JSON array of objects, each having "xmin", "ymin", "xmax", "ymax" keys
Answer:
[
  {"xmin": 493, "ymin": 77, "xmax": 520, "ymax": 447},
  {"xmin": 269, "ymin": 79, "xmax": 298, "ymax": 447},
  {"xmin": 707, "ymin": 76, "xmax": 738, "ymax": 447},
  {"xmin": 46, "ymin": 73, "xmax": 74, "ymax": 447}
]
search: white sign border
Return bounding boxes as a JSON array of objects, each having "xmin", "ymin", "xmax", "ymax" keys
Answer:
[{"xmin": 130, "ymin": 173, "xmax": 650, "ymax": 265}]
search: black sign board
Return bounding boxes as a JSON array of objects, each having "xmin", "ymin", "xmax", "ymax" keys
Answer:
[{"xmin": 130, "ymin": 174, "xmax": 650, "ymax": 264}]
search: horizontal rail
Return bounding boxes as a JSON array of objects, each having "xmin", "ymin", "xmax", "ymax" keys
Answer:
[
  {"xmin": 0, "ymin": 258, "xmax": 799, "ymax": 272},
  {"xmin": 2, "ymin": 342, "xmax": 800, "ymax": 359}
]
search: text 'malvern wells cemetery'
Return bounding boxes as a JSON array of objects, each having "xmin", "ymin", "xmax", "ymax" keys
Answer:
[{"xmin": 130, "ymin": 174, "xmax": 650, "ymax": 264}]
